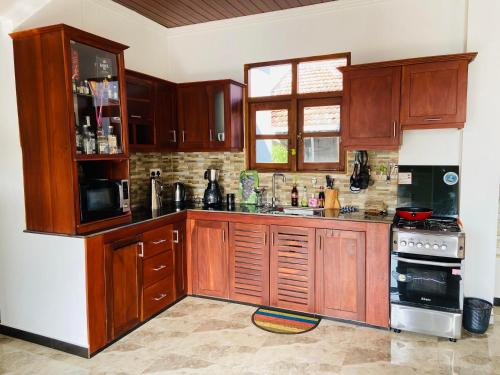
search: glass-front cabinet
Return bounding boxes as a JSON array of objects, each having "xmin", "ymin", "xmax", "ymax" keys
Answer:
[{"xmin": 70, "ymin": 40, "xmax": 126, "ymax": 158}]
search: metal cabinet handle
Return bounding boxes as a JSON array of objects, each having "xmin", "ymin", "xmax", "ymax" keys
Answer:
[
  {"xmin": 182, "ymin": 131, "xmax": 185, "ymax": 143},
  {"xmin": 297, "ymin": 132, "xmax": 302, "ymax": 141},
  {"xmin": 318, "ymin": 235, "xmax": 322, "ymax": 251},
  {"xmin": 173, "ymin": 230, "xmax": 179, "ymax": 244},
  {"xmin": 153, "ymin": 293, "xmax": 167, "ymax": 301},
  {"xmin": 171, "ymin": 130, "xmax": 177, "ymax": 143},
  {"xmin": 152, "ymin": 239, "xmax": 166, "ymax": 245},
  {"xmin": 138, "ymin": 242, "xmax": 144, "ymax": 257},
  {"xmin": 222, "ymin": 229, "xmax": 225, "ymax": 243},
  {"xmin": 153, "ymin": 264, "xmax": 167, "ymax": 271},
  {"xmin": 393, "ymin": 121, "xmax": 396, "ymax": 138},
  {"xmin": 209, "ymin": 129, "xmax": 213, "ymax": 141},
  {"xmin": 130, "ymin": 115, "xmax": 142, "ymax": 119},
  {"xmin": 425, "ymin": 117, "xmax": 442, "ymax": 122}
]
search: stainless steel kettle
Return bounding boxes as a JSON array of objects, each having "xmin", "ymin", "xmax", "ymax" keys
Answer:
[{"xmin": 173, "ymin": 182, "xmax": 186, "ymax": 203}]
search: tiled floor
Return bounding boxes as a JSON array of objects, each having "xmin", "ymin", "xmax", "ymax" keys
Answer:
[{"xmin": 1, "ymin": 297, "xmax": 499, "ymax": 374}]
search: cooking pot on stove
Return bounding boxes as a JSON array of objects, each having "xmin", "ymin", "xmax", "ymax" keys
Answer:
[{"xmin": 395, "ymin": 207, "xmax": 433, "ymax": 221}]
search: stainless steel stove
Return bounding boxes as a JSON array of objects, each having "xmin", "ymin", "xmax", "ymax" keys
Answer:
[{"xmin": 390, "ymin": 166, "xmax": 465, "ymax": 341}]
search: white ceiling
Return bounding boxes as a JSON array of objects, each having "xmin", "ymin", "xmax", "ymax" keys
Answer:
[{"xmin": 0, "ymin": 0, "xmax": 51, "ymax": 27}]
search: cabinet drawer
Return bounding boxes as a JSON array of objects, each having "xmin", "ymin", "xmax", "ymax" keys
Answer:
[
  {"xmin": 142, "ymin": 225, "xmax": 173, "ymax": 258},
  {"xmin": 143, "ymin": 250, "xmax": 174, "ymax": 288},
  {"xmin": 142, "ymin": 274, "xmax": 175, "ymax": 320}
]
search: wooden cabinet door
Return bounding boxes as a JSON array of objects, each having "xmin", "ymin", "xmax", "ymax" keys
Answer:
[
  {"xmin": 106, "ymin": 239, "xmax": 142, "ymax": 339},
  {"xmin": 270, "ymin": 225, "xmax": 315, "ymax": 313},
  {"xmin": 342, "ymin": 66, "xmax": 401, "ymax": 149},
  {"xmin": 155, "ymin": 81, "xmax": 178, "ymax": 151},
  {"xmin": 401, "ymin": 60, "xmax": 468, "ymax": 128},
  {"xmin": 229, "ymin": 222, "xmax": 270, "ymax": 305},
  {"xmin": 192, "ymin": 220, "xmax": 229, "ymax": 298},
  {"xmin": 174, "ymin": 220, "xmax": 187, "ymax": 299},
  {"xmin": 177, "ymin": 85, "xmax": 209, "ymax": 150},
  {"xmin": 315, "ymin": 229, "xmax": 366, "ymax": 321}
]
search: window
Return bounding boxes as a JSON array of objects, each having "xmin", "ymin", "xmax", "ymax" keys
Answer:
[{"xmin": 245, "ymin": 53, "xmax": 350, "ymax": 171}]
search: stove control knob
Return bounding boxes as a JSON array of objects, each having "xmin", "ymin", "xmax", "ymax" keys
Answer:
[
  {"xmin": 441, "ymin": 244, "xmax": 448, "ymax": 250},
  {"xmin": 432, "ymin": 244, "xmax": 439, "ymax": 250},
  {"xmin": 424, "ymin": 243, "xmax": 431, "ymax": 249},
  {"xmin": 408, "ymin": 241, "xmax": 415, "ymax": 247},
  {"xmin": 399, "ymin": 240, "xmax": 407, "ymax": 247},
  {"xmin": 416, "ymin": 242, "xmax": 423, "ymax": 248}
]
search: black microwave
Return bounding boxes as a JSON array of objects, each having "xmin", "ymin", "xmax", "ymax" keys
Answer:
[{"xmin": 79, "ymin": 179, "xmax": 130, "ymax": 223}]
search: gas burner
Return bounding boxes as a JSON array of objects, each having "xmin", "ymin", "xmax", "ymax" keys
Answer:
[{"xmin": 393, "ymin": 217, "xmax": 461, "ymax": 233}]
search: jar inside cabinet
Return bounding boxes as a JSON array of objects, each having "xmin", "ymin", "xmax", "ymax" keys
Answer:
[{"xmin": 71, "ymin": 40, "xmax": 124, "ymax": 156}]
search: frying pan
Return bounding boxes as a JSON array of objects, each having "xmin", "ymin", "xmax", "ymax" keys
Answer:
[{"xmin": 395, "ymin": 207, "xmax": 433, "ymax": 221}]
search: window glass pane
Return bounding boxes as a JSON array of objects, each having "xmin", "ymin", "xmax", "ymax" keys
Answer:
[
  {"xmin": 298, "ymin": 58, "xmax": 347, "ymax": 94},
  {"xmin": 303, "ymin": 105, "xmax": 340, "ymax": 133},
  {"xmin": 256, "ymin": 139, "xmax": 288, "ymax": 164},
  {"xmin": 256, "ymin": 109, "xmax": 288, "ymax": 135},
  {"xmin": 249, "ymin": 64, "xmax": 292, "ymax": 97},
  {"xmin": 303, "ymin": 137, "xmax": 339, "ymax": 163}
]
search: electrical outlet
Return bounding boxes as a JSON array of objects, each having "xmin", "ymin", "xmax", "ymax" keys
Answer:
[{"xmin": 149, "ymin": 168, "xmax": 161, "ymax": 177}]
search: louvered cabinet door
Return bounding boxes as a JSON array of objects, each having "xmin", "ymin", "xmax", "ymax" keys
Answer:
[
  {"xmin": 228, "ymin": 223, "xmax": 270, "ymax": 305},
  {"xmin": 270, "ymin": 225, "xmax": 316, "ymax": 313},
  {"xmin": 315, "ymin": 229, "xmax": 366, "ymax": 321}
]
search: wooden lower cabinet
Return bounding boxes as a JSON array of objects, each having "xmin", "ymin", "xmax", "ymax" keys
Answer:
[
  {"xmin": 270, "ymin": 225, "xmax": 316, "ymax": 313},
  {"xmin": 105, "ymin": 239, "xmax": 142, "ymax": 340},
  {"xmin": 228, "ymin": 222, "xmax": 270, "ymax": 305},
  {"xmin": 192, "ymin": 220, "xmax": 229, "ymax": 298},
  {"xmin": 315, "ymin": 229, "xmax": 366, "ymax": 321},
  {"xmin": 174, "ymin": 220, "xmax": 187, "ymax": 299}
]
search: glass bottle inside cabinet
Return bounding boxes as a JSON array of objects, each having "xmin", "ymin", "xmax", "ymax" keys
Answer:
[
  {"xmin": 211, "ymin": 85, "xmax": 225, "ymax": 144},
  {"xmin": 71, "ymin": 40, "xmax": 123, "ymax": 155}
]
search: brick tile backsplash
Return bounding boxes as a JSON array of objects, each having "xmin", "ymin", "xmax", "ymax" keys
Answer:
[{"xmin": 130, "ymin": 150, "xmax": 399, "ymax": 211}]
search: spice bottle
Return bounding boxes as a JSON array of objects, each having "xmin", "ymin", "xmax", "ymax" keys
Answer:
[
  {"xmin": 318, "ymin": 186, "xmax": 325, "ymax": 208},
  {"xmin": 300, "ymin": 186, "xmax": 308, "ymax": 207}
]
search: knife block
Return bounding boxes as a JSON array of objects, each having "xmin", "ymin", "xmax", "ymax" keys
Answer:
[{"xmin": 325, "ymin": 189, "xmax": 341, "ymax": 209}]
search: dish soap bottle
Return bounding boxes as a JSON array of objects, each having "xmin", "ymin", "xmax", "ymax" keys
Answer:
[
  {"xmin": 300, "ymin": 186, "xmax": 308, "ymax": 207},
  {"xmin": 291, "ymin": 184, "xmax": 298, "ymax": 206}
]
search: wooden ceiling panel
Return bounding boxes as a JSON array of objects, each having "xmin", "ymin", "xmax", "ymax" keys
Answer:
[{"xmin": 112, "ymin": 0, "xmax": 336, "ymax": 28}]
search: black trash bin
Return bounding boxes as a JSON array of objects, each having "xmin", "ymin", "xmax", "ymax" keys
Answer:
[{"xmin": 463, "ymin": 297, "xmax": 493, "ymax": 334}]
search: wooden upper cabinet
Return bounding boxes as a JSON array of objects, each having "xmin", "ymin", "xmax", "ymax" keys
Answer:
[
  {"xmin": 341, "ymin": 66, "xmax": 401, "ymax": 149},
  {"xmin": 315, "ymin": 229, "xmax": 365, "ymax": 321},
  {"xmin": 229, "ymin": 222, "xmax": 270, "ymax": 305},
  {"xmin": 192, "ymin": 220, "xmax": 229, "ymax": 298},
  {"xmin": 178, "ymin": 80, "xmax": 244, "ymax": 152},
  {"xmin": 10, "ymin": 24, "xmax": 131, "ymax": 235},
  {"xmin": 270, "ymin": 225, "xmax": 315, "ymax": 313},
  {"xmin": 401, "ymin": 60, "xmax": 468, "ymax": 129},
  {"xmin": 105, "ymin": 238, "xmax": 142, "ymax": 340},
  {"xmin": 126, "ymin": 70, "xmax": 178, "ymax": 151}
]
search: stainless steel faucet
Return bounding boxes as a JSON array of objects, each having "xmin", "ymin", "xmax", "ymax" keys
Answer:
[{"xmin": 271, "ymin": 173, "xmax": 286, "ymax": 208}]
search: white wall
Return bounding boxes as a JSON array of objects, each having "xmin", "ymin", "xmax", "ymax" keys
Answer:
[
  {"xmin": 462, "ymin": 0, "xmax": 500, "ymax": 301},
  {"xmin": 0, "ymin": 0, "xmax": 171, "ymax": 346}
]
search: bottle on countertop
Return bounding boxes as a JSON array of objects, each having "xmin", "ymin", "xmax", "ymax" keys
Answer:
[
  {"xmin": 300, "ymin": 186, "xmax": 308, "ymax": 207},
  {"xmin": 318, "ymin": 186, "xmax": 325, "ymax": 208},
  {"xmin": 308, "ymin": 192, "xmax": 318, "ymax": 208},
  {"xmin": 291, "ymin": 184, "xmax": 298, "ymax": 206}
]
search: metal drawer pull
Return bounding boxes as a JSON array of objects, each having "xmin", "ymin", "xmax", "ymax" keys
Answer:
[
  {"xmin": 153, "ymin": 293, "xmax": 167, "ymax": 301},
  {"xmin": 153, "ymin": 265, "xmax": 167, "ymax": 271},
  {"xmin": 425, "ymin": 117, "xmax": 442, "ymax": 122},
  {"xmin": 138, "ymin": 242, "xmax": 144, "ymax": 257},
  {"xmin": 171, "ymin": 130, "xmax": 177, "ymax": 142},
  {"xmin": 393, "ymin": 256, "xmax": 461, "ymax": 268},
  {"xmin": 130, "ymin": 115, "xmax": 142, "ymax": 119},
  {"xmin": 173, "ymin": 230, "xmax": 179, "ymax": 244},
  {"xmin": 152, "ymin": 239, "xmax": 166, "ymax": 245}
]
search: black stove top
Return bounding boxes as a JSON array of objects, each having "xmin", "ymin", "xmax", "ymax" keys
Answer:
[{"xmin": 393, "ymin": 216, "xmax": 461, "ymax": 233}]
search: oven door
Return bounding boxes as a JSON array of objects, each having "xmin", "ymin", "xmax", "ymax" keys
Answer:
[
  {"xmin": 80, "ymin": 180, "xmax": 122, "ymax": 223},
  {"xmin": 390, "ymin": 254, "xmax": 463, "ymax": 312}
]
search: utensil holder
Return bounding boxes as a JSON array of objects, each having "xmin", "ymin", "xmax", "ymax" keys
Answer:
[{"xmin": 325, "ymin": 189, "xmax": 341, "ymax": 209}]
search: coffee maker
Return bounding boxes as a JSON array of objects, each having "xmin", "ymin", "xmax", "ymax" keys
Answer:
[{"xmin": 203, "ymin": 169, "xmax": 223, "ymax": 208}]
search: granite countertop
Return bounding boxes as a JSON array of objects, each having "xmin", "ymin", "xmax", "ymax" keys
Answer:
[{"xmin": 130, "ymin": 203, "xmax": 394, "ymax": 226}]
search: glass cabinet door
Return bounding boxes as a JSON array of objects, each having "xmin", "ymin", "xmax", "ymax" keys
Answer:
[
  {"xmin": 70, "ymin": 40, "xmax": 124, "ymax": 156},
  {"xmin": 209, "ymin": 85, "xmax": 226, "ymax": 146}
]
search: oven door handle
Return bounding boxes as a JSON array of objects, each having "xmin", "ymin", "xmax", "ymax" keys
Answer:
[{"xmin": 393, "ymin": 256, "xmax": 461, "ymax": 268}]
